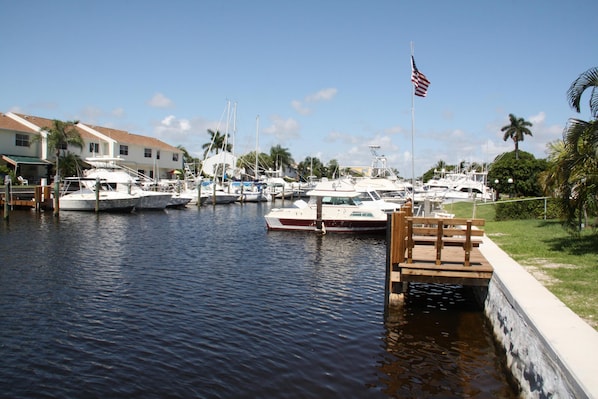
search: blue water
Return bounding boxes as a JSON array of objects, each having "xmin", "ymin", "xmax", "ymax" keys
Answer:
[{"xmin": 0, "ymin": 204, "xmax": 518, "ymax": 398}]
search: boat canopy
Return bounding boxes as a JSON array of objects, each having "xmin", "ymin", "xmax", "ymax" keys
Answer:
[{"xmin": 306, "ymin": 189, "xmax": 360, "ymax": 197}]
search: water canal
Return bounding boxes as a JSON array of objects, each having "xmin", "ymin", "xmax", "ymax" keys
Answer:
[{"xmin": 0, "ymin": 203, "xmax": 519, "ymax": 398}]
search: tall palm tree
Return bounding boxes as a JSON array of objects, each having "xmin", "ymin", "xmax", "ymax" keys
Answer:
[
  {"xmin": 567, "ymin": 66, "xmax": 598, "ymax": 119},
  {"xmin": 501, "ymin": 114, "xmax": 533, "ymax": 160},
  {"xmin": 40, "ymin": 119, "xmax": 84, "ymax": 178},
  {"xmin": 269, "ymin": 145, "xmax": 294, "ymax": 173},
  {"xmin": 39, "ymin": 119, "xmax": 83, "ymax": 216},
  {"xmin": 202, "ymin": 129, "xmax": 231, "ymax": 158}
]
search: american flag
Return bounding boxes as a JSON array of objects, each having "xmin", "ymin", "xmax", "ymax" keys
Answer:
[{"xmin": 411, "ymin": 56, "xmax": 430, "ymax": 97}]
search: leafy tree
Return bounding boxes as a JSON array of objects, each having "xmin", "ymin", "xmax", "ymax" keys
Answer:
[
  {"xmin": 487, "ymin": 151, "xmax": 547, "ymax": 198},
  {"xmin": 202, "ymin": 129, "xmax": 231, "ymax": 157},
  {"xmin": 501, "ymin": 114, "xmax": 533, "ymax": 160},
  {"xmin": 236, "ymin": 151, "xmax": 271, "ymax": 179}
]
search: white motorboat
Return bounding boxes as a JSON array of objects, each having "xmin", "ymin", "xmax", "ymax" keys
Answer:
[
  {"xmin": 59, "ymin": 177, "xmax": 140, "ymax": 212},
  {"xmin": 200, "ymin": 182, "xmax": 238, "ymax": 205},
  {"xmin": 264, "ymin": 179, "xmax": 390, "ymax": 233},
  {"xmin": 84, "ymin": 158, "xmax": 173, "ymax": 210},
  {"xmin": 232, "ymin": 182, "xmax": 268, "ymax": 202}
]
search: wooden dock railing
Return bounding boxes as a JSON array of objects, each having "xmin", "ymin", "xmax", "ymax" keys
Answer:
[{"xmin": 385, "ymin": 204, "xmax": 493, "ymax": 306}]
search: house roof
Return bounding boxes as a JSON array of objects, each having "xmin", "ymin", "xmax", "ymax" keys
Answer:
[
  {"xmin": 0, "ymin": 113, "xmax": 38, "ymax": 133},
  {"xmin": 5, "ymin": 112, "xmax": 180, "ymax": 153},
  {"xmin": 12, "ymin": 113, "xmax": 97, "ymax": 140},
  {"xmin": 88, "ymin": 125, "xmax": 179, "ymax": 152}
]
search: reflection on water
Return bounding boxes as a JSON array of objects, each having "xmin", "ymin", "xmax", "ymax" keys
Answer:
[
  {"xmin": 0, "ymin": 206, "xmax": 517, "ymax": 398},
  {"xmin": 380, "ymin": 284, "xmax": 517, "ymax": 398}
]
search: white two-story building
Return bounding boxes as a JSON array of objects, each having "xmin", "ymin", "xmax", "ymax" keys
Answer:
[{"xmin": 0, "ymin": 112, "xmax": 183, "ymax": 185}]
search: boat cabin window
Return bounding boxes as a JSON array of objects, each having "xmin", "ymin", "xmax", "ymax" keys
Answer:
[{"xmin": 321, "ymin": 196, "xmax": 357, "ymax": 205}]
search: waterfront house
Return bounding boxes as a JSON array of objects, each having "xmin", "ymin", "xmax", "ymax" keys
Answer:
[{"xmin": 0, "ymin": 112, "xmax": 183, "ymax": 185}]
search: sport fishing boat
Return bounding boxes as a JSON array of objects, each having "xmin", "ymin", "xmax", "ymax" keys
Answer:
[{"xmin": 264, "ymin": 178, "xmax": 390, "ymax": 233}]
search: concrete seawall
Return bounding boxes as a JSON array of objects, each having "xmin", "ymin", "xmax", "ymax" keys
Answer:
[{"xmin": 479, "ymin": 237, "xmax": 598, "ymax": 398}]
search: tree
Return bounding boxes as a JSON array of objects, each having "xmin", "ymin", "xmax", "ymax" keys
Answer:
[
  {"xmin": 269, "ymin": 145, "xmax": 294, "ymax": 172},
  {"xmin": 40, "ymin": 119, "xmax": 84, "ymax": 179},
  {"xmin": 326, "ymin": 159, "xmax": 340, "ymax": 179},
  {"xmin": 487, "ymin": 151, "xmax": 547, "ymax": 198},
  {"xmin": 297, "ymin": 156, "xmax": 324, "ymax": 179},
  {"xmin": 236, "ymin": 151, "xmax": 271, "ymax": 179},
  {"xmin": 543, "ymin": 66, "xmax": 598, "ymax": 232},
  {"xmin": 39, "ymin": 119, "xmax": 83, "ymax": 216},
  {"xmin": 202, "ymin": 129, "xmax": 231, "ymax": 158},
  {"xmin": 501, "ymin": 114, "xmax": 533, "ymax": 160},
  {"xmin": 567, "ymin": 66, "xmax": 598, "ymax": 119}
]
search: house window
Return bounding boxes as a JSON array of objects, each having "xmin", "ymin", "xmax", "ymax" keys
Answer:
[
  {"xmin": 144, "ymin": 148, "xmax": 152, "ymax": 158},
  {"xmin": 156, "ymin": 150, "xmax": 160, "ymax": 160},
  {"xmin": 15, "ymin": 134, "xmax": 30, "ymax": 147},
  {"xmin": 120, "ymin": 145, "xmax": 128, "ymax": 155},
  {"xmin": 173, "ymin": 153, "xmax": 179, "ymax": 162},
  {"xmin": 89, "ymin": 143, "xmax": 99, "ymax": 153},
  {"xmin": 149, "ymin": 171, "xmax": 154, "ymax": 179}
]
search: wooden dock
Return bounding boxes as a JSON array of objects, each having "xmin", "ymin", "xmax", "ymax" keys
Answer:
[
  {"xmin": 1, "ymin": 185, "xmax": 53, "ymax": 211},
  {"xmin": 385, "ymin": 204, "xmax": 493, "ymax": 306}
]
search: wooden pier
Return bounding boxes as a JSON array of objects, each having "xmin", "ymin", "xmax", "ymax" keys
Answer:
[
  {"xmin": 385, "ymin": 204, "xmax": 493, "ymax": 306},
  {"xmin": 0, "ymin": 185, "xmax": 53, "ymax": 211}
]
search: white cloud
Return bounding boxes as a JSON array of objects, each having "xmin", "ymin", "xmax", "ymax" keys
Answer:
[
  {"xmin": 305, "ymin": 88, "xmax": 337, "ymax": 103},
  {"xmin": 112, "ymin": 108, "xmax": 125, "ymax": 118},
  {"xmin": 148, "ymin": 93, "xmax": 174, "ymax": 108},
  {"xmin": 291, "ymin": 100, "xmax": 311, "ymax": 115},
  {"xmin": 292, "ymin": 88, "xmax": 338, "ymax": 116},
  {"xmin": 262, "ymin": 115, "xmax": 300, "ymax": 141}
]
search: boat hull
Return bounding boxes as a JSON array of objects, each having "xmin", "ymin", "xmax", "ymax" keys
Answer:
[
  {"xmin": 264, "ymin": 206, "xmax": 387, "ymax": 233},
  {"xmin": 59, "ymin": 193, "xmax": 139, "ymax": 212}
]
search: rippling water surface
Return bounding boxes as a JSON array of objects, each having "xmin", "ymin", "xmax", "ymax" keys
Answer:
[{"xmin": 0, "ymin": 204, "xmax": 518, "ymax": 398}]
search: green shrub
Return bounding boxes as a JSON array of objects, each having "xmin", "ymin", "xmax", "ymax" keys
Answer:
[{"xmin": 495, "ymin": 198, "xmax": 559, "ymax": 221}]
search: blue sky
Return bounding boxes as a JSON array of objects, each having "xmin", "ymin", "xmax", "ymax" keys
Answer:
[{"xmin": 2, "ymin": 0, "xmax": 597, "ymax": 178}]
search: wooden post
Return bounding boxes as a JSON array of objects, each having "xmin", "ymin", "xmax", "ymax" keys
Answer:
[
  {"xmin": 3, "ymin": 179, "xmax": 9, "ymax": 221},
  {"xmin": 315, "ymin": 196, "xmax": 323, "ymax": 233},
  {"xmin": 212, "ymin": 181, "xmax": 217, "ymax": 206},
  {"xmin": 435, "ymin": 221, "xmax": 443, "ymax": 265},
  {"xmin": 95, "ymin": 178, "xmax": 100, "ymax": 212},
  {"xmin": 35, "ymin": 186, "xmax": 42, "ymax": 212},
  {"xmin": 197, "ymin": 181, "xmax": 202, "ymax": 208},
  {"xmin": 464, "ymin": 220, "xmax": 472, "ymax": 266},
  {"xmin": 53, "ymin": 179, "xmax": 60, "ymax": 217}
]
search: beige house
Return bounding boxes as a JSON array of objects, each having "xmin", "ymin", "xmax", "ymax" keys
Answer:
[{"xmin": 0, "ymin": 112, "xmax": 183, "ymax": 184}]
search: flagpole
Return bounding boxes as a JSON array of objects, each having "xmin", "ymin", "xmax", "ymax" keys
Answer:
[{"xmin": 410, "ymin": 42, "xmax": 415, "ymax": 195}]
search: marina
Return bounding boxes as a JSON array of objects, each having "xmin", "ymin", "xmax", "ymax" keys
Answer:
[{"xmin": 0, "ymin": 203, "xmax": 518, "ymax": 398}]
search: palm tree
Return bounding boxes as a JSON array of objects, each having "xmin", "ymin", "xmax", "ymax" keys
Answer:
[
  {"xmin": 269, "ymin": 145, "xmax": 294, "ymax": 173},
  {"xmin": 40, "ymin": 119, "xmax": 84, "ymax": 177},
  {"xmin": 39, "ymin": 119, "xmax": 83, "ymax": 216},
  {"xmin": 202, "ymin": 129, "xmax": 231, "ymax": 158},
  {"xmin": 543, "ymin": 66, "xmax": 598, "ymax": 232},
  {"xmin": 553, "ymin": 119, "xmax": 598, "ymax": 231},
  {"xmin": 501, "ymin": 114, "xmax": 533, "ymax": 160},
  {"xmin": 567, "ymin": 66, "xmax": 598, "ymax": 118}
]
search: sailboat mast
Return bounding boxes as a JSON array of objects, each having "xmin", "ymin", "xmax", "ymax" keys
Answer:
[{"xmin": 255, "ymin": 115, "xmax": 259, "ymax": 181}]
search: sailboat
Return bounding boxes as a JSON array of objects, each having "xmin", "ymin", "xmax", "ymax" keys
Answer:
[{"xmin": 238, "ymin": 115, "xmax": 268, "ymax": 202}]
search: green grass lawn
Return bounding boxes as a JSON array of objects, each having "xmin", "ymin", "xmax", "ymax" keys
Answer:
[{"xmin": 444, "ymin": 200, "xmax": 598, "ymax": 329}]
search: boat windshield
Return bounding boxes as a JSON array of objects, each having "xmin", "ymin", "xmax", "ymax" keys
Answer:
[{"xmin": 357, "ymin": 190, "xmax": 381, "ymax": 202}]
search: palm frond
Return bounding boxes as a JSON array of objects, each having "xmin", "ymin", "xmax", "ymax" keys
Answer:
[{"xmin": 567, "ymin": 67, "xmax": 598, "ymax": 118}]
